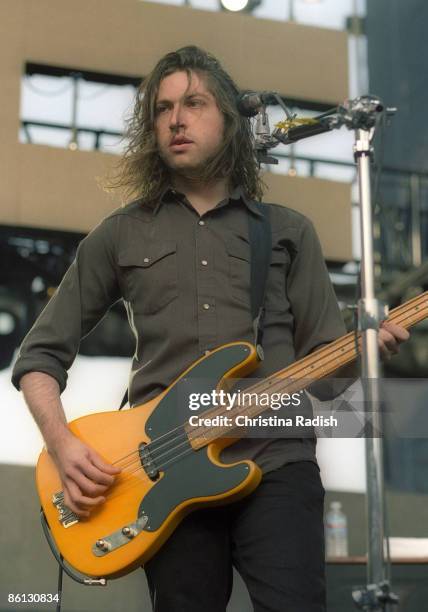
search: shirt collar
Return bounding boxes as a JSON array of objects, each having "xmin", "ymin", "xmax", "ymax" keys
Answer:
[
  {"xmin": 152, "ymin": 184, "xmax": 263, "ymax": 217},
  {"xmin": 228, "ymin": 185, "xmax": 263, "ymax": 218}
]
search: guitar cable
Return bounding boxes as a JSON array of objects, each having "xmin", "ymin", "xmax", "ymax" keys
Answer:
[
  {"xmin": 40, "ymin": 509, "xmax": 107, "ymax": 612},
  {"xmin": 56, "ymin": 557, "xmax": 63, "ymax": 612}
]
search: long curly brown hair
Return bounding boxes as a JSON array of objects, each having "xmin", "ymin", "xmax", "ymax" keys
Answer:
[{"xmin": 106, "ymin": 45, "xmax": 264, "ymax": 204}]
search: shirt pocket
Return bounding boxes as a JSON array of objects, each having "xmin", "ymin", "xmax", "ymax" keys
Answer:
[
  {"xmin": 226, "ymin": 238, "xmax": 251, "ymax": 305},
  {"xmin": 118, "ymin": 240, "xmax": 178, "ymax": 315}
]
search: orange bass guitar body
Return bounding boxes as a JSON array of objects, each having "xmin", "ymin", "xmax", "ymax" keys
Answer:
[{"xmin": 36, "ymin": 342, "xmax": 261, "ymax": 579}]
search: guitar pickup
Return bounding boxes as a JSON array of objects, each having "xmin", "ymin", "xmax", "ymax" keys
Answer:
[
  {"xmin": 52, "ymin": 491, "xmax": 80, "ymax": 528},
  {"xmin": 138, "ymin": 443, "xmax": 159, "ymax": 480}
]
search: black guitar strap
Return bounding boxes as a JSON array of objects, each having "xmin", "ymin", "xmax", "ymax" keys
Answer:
[
  {"xmin": 248, "ymin": 202, "xmax": 272, "ymax": 360},
  {"xmin": 120, "ymin": 203, "xmax": 272, "ymax": 409}
]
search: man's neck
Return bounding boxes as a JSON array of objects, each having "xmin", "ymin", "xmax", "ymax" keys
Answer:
[{"xmin": 172, "ymin": 175, "xmax": 230, "ymax": 217}]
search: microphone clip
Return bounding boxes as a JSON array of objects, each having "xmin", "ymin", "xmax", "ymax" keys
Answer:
[{"xmin": 254, "ymin": 106, "xmax": 279, "ymax": 165}]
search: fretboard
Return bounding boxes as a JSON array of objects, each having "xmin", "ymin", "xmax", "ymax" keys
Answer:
[{"xmin": 186, "ymin": 291, "xmax": 428, "ymax": 449}]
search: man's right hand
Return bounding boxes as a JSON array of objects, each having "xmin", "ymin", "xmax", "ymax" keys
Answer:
[
  {"xmin": 48, "ymin": 431, "xmax": 121, "ymax": 518},
  {"xmin": 19, "ymin": 372, "xmax": 122, "ymax": 518}
]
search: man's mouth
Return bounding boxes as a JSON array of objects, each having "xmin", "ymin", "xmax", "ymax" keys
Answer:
[{"xmin": 170, "ymin": 136, "xmax": 194, "ymax": 147}]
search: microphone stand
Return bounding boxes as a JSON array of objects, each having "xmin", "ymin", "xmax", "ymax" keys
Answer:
[
  {"xmin": 350, "ymin": 116, "xmax": 398, "ymax": 612},
  {"xmin": 257, "ymin": 95, "xmax": 398, "ymax": 610}
]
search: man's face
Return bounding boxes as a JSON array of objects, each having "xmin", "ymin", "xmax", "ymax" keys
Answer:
[{"xmin": 154, "ymin": 70, "xmax": 225, "ymax": 176}]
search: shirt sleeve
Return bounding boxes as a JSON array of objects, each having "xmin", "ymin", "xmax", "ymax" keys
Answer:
[
  {"xmin": 287, "ymin": 216, "xmax": 346, "ymax": 360},
  {"xmin": 11, "ymin": 216, "xmax": 121, "ymax": 393}
]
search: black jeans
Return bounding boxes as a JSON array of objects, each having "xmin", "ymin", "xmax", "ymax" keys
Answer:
[{"xmin": 144, "ymin": 461, "xmax": 326, "ymax": 612}]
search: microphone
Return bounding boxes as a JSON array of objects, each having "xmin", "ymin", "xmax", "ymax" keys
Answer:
[
  {"xmin": 236, "ymin": 91, "xmax": 279, "ymax": 117},
  {"xmin": 273, "ymin": 119, "xmax": 333, "ymax": 145}
]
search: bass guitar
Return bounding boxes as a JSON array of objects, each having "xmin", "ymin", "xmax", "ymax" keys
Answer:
[{"xmin": 36, "ymin": 291, "xmax": 428, "ymax": 580}]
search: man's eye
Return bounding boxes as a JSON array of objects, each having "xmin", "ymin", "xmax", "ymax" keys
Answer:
[
  {"xmin": 187, "ymin": 99, "xmax": 204, "ymax": 107},
  {"xmin": 155, "ymin": 106, "xmax": 168, "ymax": 115}
]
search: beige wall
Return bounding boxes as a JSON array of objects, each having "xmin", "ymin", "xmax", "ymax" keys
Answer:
[
  {"xmin": 264, "ymin": 173, "xmax": 352, "ymax": 262},
  {"xmin": 2, "ymin": 143, "xmax": 118, "ymax": 231},
  {"xmin": 0, "ymin": 0, "xmax": 352, "ymax": 260}
]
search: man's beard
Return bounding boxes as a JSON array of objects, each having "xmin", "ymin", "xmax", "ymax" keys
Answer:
[{"xmin": 159, "ymin": 144, "xmax": 224, "ymax": 183}]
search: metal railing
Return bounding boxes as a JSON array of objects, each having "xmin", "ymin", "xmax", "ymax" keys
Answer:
[{"xmin": 19, "ymin": 119, "xmax": 428, "ymax": 271}]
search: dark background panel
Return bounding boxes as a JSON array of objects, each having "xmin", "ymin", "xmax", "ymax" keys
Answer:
[{"xmin": 367, "ymin": 0, "xmax": 428, "ymax": 173}]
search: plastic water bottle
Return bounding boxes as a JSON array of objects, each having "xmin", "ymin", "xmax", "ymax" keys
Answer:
[{"xmin": 325, "ymin": 501, "xmax": 348, "ymax": 557}]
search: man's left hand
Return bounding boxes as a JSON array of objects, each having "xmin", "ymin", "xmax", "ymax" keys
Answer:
[{"xmin": 378, "ymin": 320, "xmax": 410, "ymax": 361}]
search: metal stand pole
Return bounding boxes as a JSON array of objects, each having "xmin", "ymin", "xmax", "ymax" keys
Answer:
[
  {"xmin": 69, "ymin": 72, "xmax": 81, "ymax": 151},
  {"xmin": 356, "ymin": 128, "xmax": 384, "ymax": 603},
  {"xmin": 351, "ymin": 129, "xmax": 398, "ymax": 611}
]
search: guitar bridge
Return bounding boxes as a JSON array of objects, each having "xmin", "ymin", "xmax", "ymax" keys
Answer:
[{"xmin": 52, "ymin": 491, "xmax": 80, "ymax": 528}]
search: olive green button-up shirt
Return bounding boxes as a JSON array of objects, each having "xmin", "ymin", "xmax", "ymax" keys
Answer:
[{"xmin": 12, "ymin": 188, "xmax": 346, "ymax": 472}]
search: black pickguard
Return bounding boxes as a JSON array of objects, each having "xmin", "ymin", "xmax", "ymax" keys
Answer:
[{"xmin": 139, "ymin": 344, "xmax": 253, "ymax": 531}]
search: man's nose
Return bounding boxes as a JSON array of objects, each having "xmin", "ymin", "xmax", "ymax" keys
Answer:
[{"xmin": 169, "ymin": 103, "xmax": 186, "ymax": 130}]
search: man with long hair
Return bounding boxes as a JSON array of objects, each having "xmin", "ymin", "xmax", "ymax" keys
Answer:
[{"xmin": 13, "ymin": 46, "xmax": 408, "ymax": 611}]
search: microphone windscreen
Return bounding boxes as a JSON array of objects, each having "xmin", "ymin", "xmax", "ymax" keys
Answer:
[{"xmin": 236, "ymin": 92, "xmax": 262, "ymax": 117}]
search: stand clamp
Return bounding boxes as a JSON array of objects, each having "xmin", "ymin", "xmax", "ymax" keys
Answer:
[
  {"xmin": 254, "ymin": 106, "xmax": 280, "ymax": 165},
  {"xmin": 352, "ymin": 581, "xmax": 399, "ymax": 611},
  {"xmin": 358, "ymin": 298, "xmax": 388, "ymax": 332}
]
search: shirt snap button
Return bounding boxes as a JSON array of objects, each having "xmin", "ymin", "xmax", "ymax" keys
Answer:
[
  {"xmin": 143, "ymin": 257, "xmax": 150, "ymax": 263},
  {"xmin": 203, "ymin": 303, "xmax": 210, "ymax": 310},
  {"xmin": 201, "ymin": 260, "xmax": 208, "ymax": 266}
]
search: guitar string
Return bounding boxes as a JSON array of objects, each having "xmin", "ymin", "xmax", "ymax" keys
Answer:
[
  {"xmin": 60, "ymin": 296, "xmax": 425, "ymax": 513},
  {"xmin": 96, "ymin": 303, "xmax": 425, "ymax": 503},
  {"xmin": 111, "ymin": 296, "xmax": 424, "ymax": 474},
  {"xmin": 96, "ymin": 350, "xmax": 417, "ymax": 504},
  {"xmin": 102, "ymin": 294, "xmax": 427, "ymax": 476},
  {"xmin": 104, "ymin": 336, "xmax": 356, "ymax": 478},
  {"xmin": 100, "ymin": 299, "xmax": 425, "ymax": 489}
]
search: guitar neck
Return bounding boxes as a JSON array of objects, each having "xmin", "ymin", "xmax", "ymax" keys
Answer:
[
  {"xmin": 267, "ymin": 290, "xmax": 428, "ymax": 386},
  {"xmin": 187, "ymin": 291, "xmax": 428, "ymax": 448}
]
